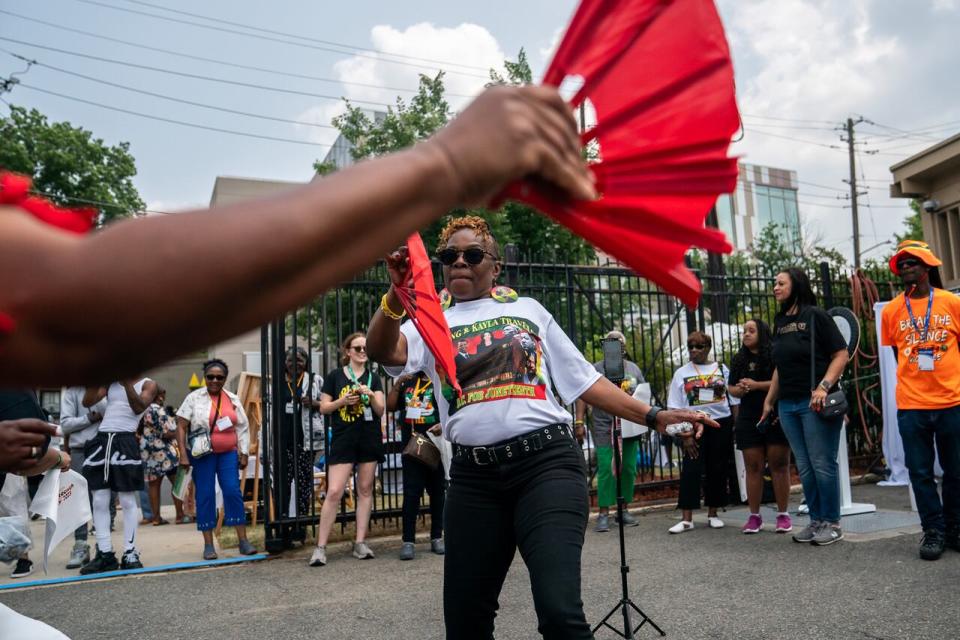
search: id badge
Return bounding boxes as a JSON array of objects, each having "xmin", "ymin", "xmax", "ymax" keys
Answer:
[
  {"xmin": 697, "ymin": 387, "xmax": 715, "ymax": 403},
  {"xmin": 363, "ymin": 407, "xmax": 373, "ymax": 421},
  {"xmin": 405, "ymin": 407, "xmax": 423, "ymax": 421},
  {"xmin": 918, "ymin": 347, "xmax": 935, "ymax": 372},
  {"xmin": 215, "ymin": 416, "xmax": 233, "ymax": 431},
  {"xmin": 285, "ymin": 401, "xmax": 295, "ymax": 414}
]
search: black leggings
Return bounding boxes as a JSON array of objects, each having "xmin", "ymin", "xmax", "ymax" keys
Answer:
[
  {"xmin": 677, "ymin": 415, "xmax": 734, "ymax": 510},
  {"xmin": 401, "ymin": 454, "xmax": 445, "ymax": 542},
  {"xmin": 443, "ymin": 437, "xmax": 592, "ymax": 640}
]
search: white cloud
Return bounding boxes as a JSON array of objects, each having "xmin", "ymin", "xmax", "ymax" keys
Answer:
[
  {"xmin": 294, "ymin": 103, "xmax": 347, "ymax": 145},
  {"xmin": 330, "ymin": 22, "xmax": 506, "ymax": 112},
  {"xmin": 717, "ymin": 0, "xmax": 931, "ymax": 261}
]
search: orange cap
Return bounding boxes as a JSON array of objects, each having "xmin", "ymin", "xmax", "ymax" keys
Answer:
[{"xmin": 889, "ymin": 239, "xmax": 941, "ymax": 275}]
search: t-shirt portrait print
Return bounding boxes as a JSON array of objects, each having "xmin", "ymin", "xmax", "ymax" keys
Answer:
[{"xmin": 387, "ymin": 296, "xmax": 601, "ymax": 446}]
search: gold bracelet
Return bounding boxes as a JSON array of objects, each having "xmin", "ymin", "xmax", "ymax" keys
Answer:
[{"xmin": 380, "ymin": 293, "xmax": 406, "ymax": 320}]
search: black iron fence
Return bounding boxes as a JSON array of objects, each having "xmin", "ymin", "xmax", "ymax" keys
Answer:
[{"xmin": 258, "ymin": 254, "xmax": 900, "ymax": 548}]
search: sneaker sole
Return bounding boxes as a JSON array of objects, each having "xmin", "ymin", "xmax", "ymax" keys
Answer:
[
  {"xmin": 308, "ymin": 559, "xmax": 326, "ymax": 567},
  {"xmin": 742, "ymin": 528, "xmax": 761, "ymax": 534},
  {"xmin": 812, "ymin": 535, "xmax": 843, "ymax": 546},
  {"xmin": 920, "ymin": 551, "xmax": 944, "ymax": 561},
  {"xmin": 10, "ymin": 571, "xmax": 33, "ymax": 579},
  {"xmin": 776, "ymin": 527, "xmax": 794, "ymax": 533},
  {"xmin": 792, "ymin": 536, "xmax": 815, "ymax": 543}
]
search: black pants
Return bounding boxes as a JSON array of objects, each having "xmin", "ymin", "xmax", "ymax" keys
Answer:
[
  {"xmin": 444, "ymin": 437, "xmax": 592, "ymax": 640},
  {"xmin": 678, "ymin": 415, "xmax": 734, "ymax": 510},
  {"xmin": 402, "ymin": 454, "xmax": 445, "ymax": 542}
]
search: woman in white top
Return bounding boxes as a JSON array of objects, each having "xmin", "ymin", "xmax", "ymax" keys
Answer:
[
  {"xmin": 80, "ymin": 378, "xmax": 157, "ymax": 574},
  {"xmin": 666, "ymin": 331, "xmax": 737, "ymax": 534},
  {"xmin": 366, "ymin": 216, "xmax": 715, "ymax": 639},
  {"xmin": 176, "ymin": 359, "xmax": 256, "ymax": 560}
]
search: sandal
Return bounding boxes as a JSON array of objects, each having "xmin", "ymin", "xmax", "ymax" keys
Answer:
[
  {"xmin": 176, "ymin": 516, "xmax": 194, "ymax": 525},
  {"xmin": 152, "ymin": 518, "xmax": 170, "ymax": 526}
]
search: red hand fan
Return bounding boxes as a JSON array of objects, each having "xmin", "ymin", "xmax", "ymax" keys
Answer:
[
  {"xmin": 392, "ymin": 233, "xmax": 462, "ymax": 396},
  {"xmin": 503, "ymin": 0, "xmax": 740, "ymax": 306}
]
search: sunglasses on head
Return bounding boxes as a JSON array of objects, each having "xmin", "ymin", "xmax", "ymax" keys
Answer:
[
  {"xmin": 687, "ymin": 343, "xmax": 709, "ymax": 350},
  {"xmin": 897, "ymin": 258, "xmax": 922, "ymax": 270},
  {"xmin": 351, "ymin": 346, "xmax": 366, "ymax": 353},
  {"xmin": 205, "ymin": 374, "xmax": 225, "ymax": 381},
  {"xmin": 437, "ymin": 247, "xmax": 498, "ymax": 266}
]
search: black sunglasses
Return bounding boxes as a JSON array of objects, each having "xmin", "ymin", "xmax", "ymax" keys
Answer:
[
  {"xmin": 687, "ymin": 343, "xmax": 709, "ymax": 350},
  {"xmin": 351, "ymin": 346, "xmax": 366, "ymax": 353},
  {"xmin": 205, "ymin": 374, "xmax": 226, "ymax": 381},
  {"xmin": 897, "ymin": 258, "xmax": 922, "ymax": 270},
  {"xmin": 437, "ymin": 247, "xmax": 499, "ymax": 266}
]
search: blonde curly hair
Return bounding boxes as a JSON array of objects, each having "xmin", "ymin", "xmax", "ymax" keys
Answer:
[{"xmin": 437, "ymin": 215, "xmax": 500, "ymax": 258}]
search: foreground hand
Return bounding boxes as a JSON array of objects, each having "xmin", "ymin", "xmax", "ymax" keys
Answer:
[
  {"xmin": 655, "ymin": 409, "xmax": 719, "ymax": 440},
  {"xmin": 385, "ymin": 247, "xmax": 412, "ymax": 290},
  {"xmin": 810, "ymin": 388, "xmax": 827, "ymax": 412},
  {"xmin": 0, "ymin": 419, "xmax": 57, "ymax": 473},
  {"xmin": 428, "ymin": 85, "xmax": 597, "ymax": 206}
]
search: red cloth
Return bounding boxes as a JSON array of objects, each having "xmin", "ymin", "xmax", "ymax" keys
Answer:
[
  {"xmin": 501, "ymin": 0, "xmax": 740, "ymax": 306},
  {"xmin": 207, "ymin": 391, "xmax": 239, "ymax": 453},
  {"xmin": 393, "ymin": 233, "xmax": 462, "ymax": 395}
]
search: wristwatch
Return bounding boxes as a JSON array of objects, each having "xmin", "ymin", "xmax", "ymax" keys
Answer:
[
  {"xmin": 645, "ymin": 406, "xmax": 663, "ymax": 429},
  {"xmin": 818, "ymin": 379, "xmax": 831, "ymax": 391}
]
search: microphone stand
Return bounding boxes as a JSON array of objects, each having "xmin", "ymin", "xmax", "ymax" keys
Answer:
[{"xmin": 593, "ymin": 413, "xmax": 665, "ymax": 638}]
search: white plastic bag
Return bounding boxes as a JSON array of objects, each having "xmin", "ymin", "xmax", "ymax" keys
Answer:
[
  {"xmin": 29, "ymin": 469, "xmax": 92, "ymax": 573},
  {"xmin": 0, "ymin": 517, "xmax": 31, "ymax": 563}
]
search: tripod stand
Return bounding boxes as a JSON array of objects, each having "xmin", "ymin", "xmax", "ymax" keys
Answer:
[{"xmin": 592, "ymin": 414, "xmax": 665, "ymax": 638}]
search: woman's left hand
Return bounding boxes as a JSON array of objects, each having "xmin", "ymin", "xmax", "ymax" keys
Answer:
[
  {"xmin": 428, "ymin": 425, "xmax": 442, "ymax": 436},
  {"xmin": 357, "ymin": 385, "xmax": 373, "ymax": 396},
  {"xmin": 810, "ymin": 387, "xmax": 827, "ymax": 412},
  {"xmin": 239, "ymin": 453, "xmax": 249, "ymax": 468},
  {"xmin": 58, "ymin": 450, "xmax": 72, "ymax": 471}
]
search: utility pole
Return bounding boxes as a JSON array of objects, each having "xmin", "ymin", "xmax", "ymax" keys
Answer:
[{"xmin": 843, "ymin": 116, "xmax": 865, "ymax": 269}]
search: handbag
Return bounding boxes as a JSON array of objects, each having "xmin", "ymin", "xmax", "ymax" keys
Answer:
[
  {"xmin": 403, "ymin": 431, "xmax": 442, "ymax": 470},
  {"xmin": 188, "ymin": 392, "xmax": 222, "ymax": 459},
  {"xmin": 810, "ymin": 311, "xmax": 848, "ymax": 418}
]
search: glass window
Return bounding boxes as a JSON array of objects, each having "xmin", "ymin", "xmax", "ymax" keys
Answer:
[
  {"xmin": 754, "ymin": 185, "xmax": 773, "ymax": 231},
  {"xmin": 714, "ymin": 194, "xmax": 736, "ymax": 247}
]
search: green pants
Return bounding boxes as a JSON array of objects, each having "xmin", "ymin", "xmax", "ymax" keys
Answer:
[{"xmin": 596, "ymin": 439, "xmax": 639, "ymax": 508}]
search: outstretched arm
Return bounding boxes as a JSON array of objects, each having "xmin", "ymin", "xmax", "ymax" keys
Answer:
[
  {"xmin": 0, "ymin": 86, "xmax": 594, "ymax": 387},
  {"xmin": 579, "ymin": 377, "xmax": 718, "ymax": 437}
]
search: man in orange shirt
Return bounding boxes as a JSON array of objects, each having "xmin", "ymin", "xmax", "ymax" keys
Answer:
[{"xmin": 881, "ymin": 240, "xmax": 960, "ymax": 561}]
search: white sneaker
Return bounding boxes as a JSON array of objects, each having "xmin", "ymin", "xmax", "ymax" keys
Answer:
[
  {"xmin": 708, "ymin": 517, "xmax": 725, "ymax": 529},
  {"xmin": 308, "ymin": 546, "xmax": 326, "ymax": 567},
  {"xmin": 352, "ymin": 541, "xmax": 375, "ymax": 559},
  {"xmin": 668, "ymin": 521, "xmax": 694, "ymax": 534}
]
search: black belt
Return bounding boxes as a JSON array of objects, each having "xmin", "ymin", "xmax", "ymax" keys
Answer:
[{"xmin": 452, "ymin": 423, "xmax": 574, "ymax": 466}]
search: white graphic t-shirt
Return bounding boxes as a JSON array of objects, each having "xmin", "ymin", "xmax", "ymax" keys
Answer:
[
  {"xmin": 666, "ymin": 361, "xmax": 737, "ymax": 420},
  {"xmin": 386, "ymin": 297, "xmax": 601, "ymax": 446}
]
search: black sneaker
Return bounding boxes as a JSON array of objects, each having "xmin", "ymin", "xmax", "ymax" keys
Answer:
[
  {"xmin": 919, "ymin": 529, "xmax": 946, "ymax": 561},
  {"xmin": 945, "ymin": 526, "xmax": 959, "ymax": 552},
  {"xmin": 80, "ymin": 549, "xmax": 119, "ymax": 575},
  {"xmin": 10, "ymin": 558, "xmax": 33, "ymax": 579},
  {"xmin": 121, "ymin": 548, "xmax": 143, "ymax": 570}
]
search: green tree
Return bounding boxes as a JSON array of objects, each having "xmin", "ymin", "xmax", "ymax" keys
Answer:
[
  {"xmin": 312, "ymin": 50, "xmax": 595, "ymax": 263},
  {"xmin": 894, "ymin": 199, "xmax": 924, "ymax": 244},
  {"xmin": 0, "ymin": 106, "xmax": 144, "ymax": 223}
]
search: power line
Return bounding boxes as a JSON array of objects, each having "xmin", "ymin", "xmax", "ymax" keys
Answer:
[
  {"xmin": 740, "ymin": 128, "xmax": 845, "ymax": 150},
  {"xmin": 740, "ymin": 120, "xmax": 837, "ymax": 132},
  {"xmin": 1, "ymin": 48, "xmax": 338, "ymax": 130},
  {"xmin": 28, "ymin": 189, "xmax": 174, "ymax": 215},
  {"xmin": 71, "ymin": 0, "xmax": 490, "ymax": 79},
  {"xmin": 15, "ymin": 83, "xmax": 334, "ymax": 147},
  {"xmin": 739, "ymin": 112, "xmax": 838, "ymax": 125},
  {"xmin": 0, "ymin": 11, "xmax": 476, "ymax": 99},
  {"xmin": 0, "ymin": 36, "xmax": 394, "ymax": 109},
  {"xmin": 116, "ymin": 0, "xmax": 490, "ymax": 72}
]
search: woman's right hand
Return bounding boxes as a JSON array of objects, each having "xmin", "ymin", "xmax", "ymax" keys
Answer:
[
  {"xmin": 759, "ymin": 400, "xmax": 775, "ymax": 426},
  {"xmin": 385, "ymin": 247, "xmax": 412, "ymax": 290},
  {"xmin": 427, "ymin": 85, "xmax": 597, "ymax": 207},
  {"xmin": 179, "ymin": 454, "xmax": 191, "ymax": 469},
  {"xmin": 342, "ymin": 393, "xmax": 361, "ymax": 407}
]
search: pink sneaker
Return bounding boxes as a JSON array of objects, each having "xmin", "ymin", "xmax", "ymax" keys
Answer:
[
  {"xmin": 775, "ymin": 514, "xmax": 793, "ymax": 533},
  {"xmin": 741, "ymin": 514, "xmax": 763, "ymax": 534}
]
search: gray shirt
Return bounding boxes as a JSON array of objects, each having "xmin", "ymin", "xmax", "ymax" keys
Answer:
[
  {"xmin": 59, "ymin": 386, "xmax": 107, "ymax": 450},
  {"xmin": 588, "ymin": 360, "xmax": 645, "ymax": 447}
]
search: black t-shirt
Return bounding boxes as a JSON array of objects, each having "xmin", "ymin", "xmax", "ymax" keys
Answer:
[
  {"xmin": 772, "ymin": 306, "xmax": 847, "ymax": 399},
  {"xmin": 728, "ymin": 350, "xmax": 773, "ymax": 426},
  {"xmin": 321, "ymin": 367, "xmax": 383, "ymax": 431},
  {"xmin": 395, "ymin": 373, "xmax": 440, "ymax": 441}
]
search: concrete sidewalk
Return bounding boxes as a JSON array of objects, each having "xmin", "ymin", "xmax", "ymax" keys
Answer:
[{"xmin": 2, "ymin": 483, "xmax": 958, "ymax": 640}]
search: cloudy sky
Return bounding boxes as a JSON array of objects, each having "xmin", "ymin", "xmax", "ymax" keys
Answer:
[{"xmin": 2, "ymin": 0, "xmax": 958, "ymax": 263}]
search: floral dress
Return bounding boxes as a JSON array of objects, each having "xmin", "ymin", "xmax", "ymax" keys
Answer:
[{"xmin": 140, "ymin": 403, "xmax": 180, "ymax": 480}]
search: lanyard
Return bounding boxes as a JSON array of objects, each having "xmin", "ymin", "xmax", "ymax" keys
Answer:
[
  {"xmin": 905, "ymin": 288, "xmax": 934, "ymax": 344},
  {"xmin": 411, "ymin": 376, "xmax": 432, "ymax": 402},
  {"xmin": 286, "ymin": 372, "xmax": 304, "ymax": 398},
  {"xmin": 346, "ymin": 366, "xmax": 371, "ymax": 388},
  {"xmin": 691, "ymin": 362, "xmax": 719, "ymax": 381},
  {"xmin": 209, "ymin": 391, "xmax": 223, "ymax": 425}
]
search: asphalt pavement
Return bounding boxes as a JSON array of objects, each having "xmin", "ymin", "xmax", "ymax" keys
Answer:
[{"xmin": 2, "ymin": 483, "xmax": 958, "ymax": 640}]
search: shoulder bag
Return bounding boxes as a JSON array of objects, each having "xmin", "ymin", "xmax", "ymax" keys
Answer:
[
  {"xmin": 810, "ymin": 311, "xmax": 848, "ymax": 419},
  {"xmin": 188, "ymin": 392, "xmax": 219, "ymax": 459}
]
